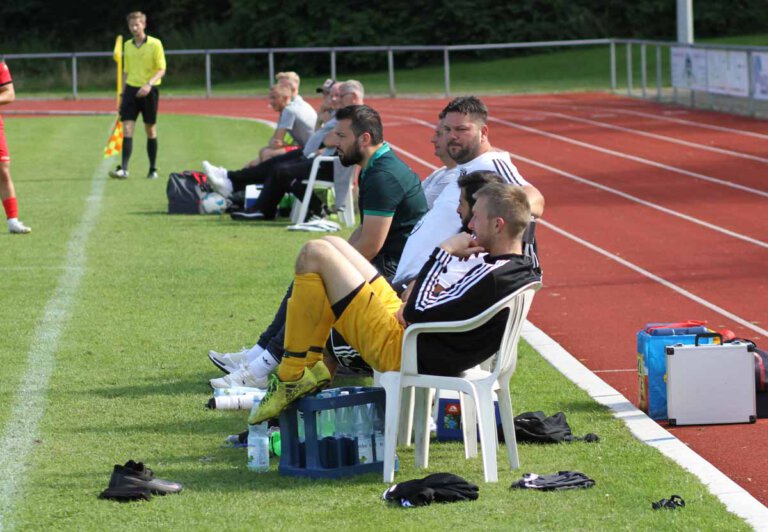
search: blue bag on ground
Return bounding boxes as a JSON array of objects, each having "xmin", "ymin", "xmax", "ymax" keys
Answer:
[{"xmin": 637, "ymin": 321, "xmax": 713, "ymax": 420}]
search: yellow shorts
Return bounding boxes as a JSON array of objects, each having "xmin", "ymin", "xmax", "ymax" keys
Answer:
[{"xmin": 334, "ymin": 278, "xmax": 404, "ymax": 372}]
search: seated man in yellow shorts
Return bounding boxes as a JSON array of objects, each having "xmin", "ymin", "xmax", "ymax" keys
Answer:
[{"xmin": 249, "ymin": 183, "xmax": 541, "ymax": 424}]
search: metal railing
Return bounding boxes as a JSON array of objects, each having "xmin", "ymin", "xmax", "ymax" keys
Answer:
[
  {"xmin": 2, "ymin": 39, "xmax": 612, "ymax": 99},
  {"xmin": 4, "ymin": 38, "xmax": 768, "ymax": 117}
]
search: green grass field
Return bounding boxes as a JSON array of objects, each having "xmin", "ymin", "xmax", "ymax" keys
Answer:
[{"xmin": 0, "ymin": 114, "xmax": 750, "ymax": 530}]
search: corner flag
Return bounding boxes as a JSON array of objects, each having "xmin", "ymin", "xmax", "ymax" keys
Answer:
[{"xmin": 104, "ymin": 35, "xmax": 123, "ymax": 158}]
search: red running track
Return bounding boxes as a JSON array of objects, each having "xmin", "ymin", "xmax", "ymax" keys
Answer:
[{"xmin": 9, "ymin": 92, "xmax": 768, "ymax": 504}]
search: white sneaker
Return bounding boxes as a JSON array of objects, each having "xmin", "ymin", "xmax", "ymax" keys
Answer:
[
  {"xmin": 209, "ymin": 364, "xmax": 269, "ymax": 390},
  {"xmin": 109, "ymin": 167, "xmax": 129, "ymax": 179},
  {"xmin": 8, "ymin": 219, "xmax": 31, "ymax": 234},
  {"xmin": 208, "ymin": 348, "xmax": 249, "ymax": 374},
  {"xmin": 202, "ymin": 161, "xmax": 233, "ymax": 198}
]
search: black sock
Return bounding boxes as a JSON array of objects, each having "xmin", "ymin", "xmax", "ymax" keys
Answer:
[
  {"xmin": 121, "ymin": 137, "xmax": 133, "ymax": 170},
  {"xmin": 147, "ymin": 138, "xmax": 158, "ymax": 170}
]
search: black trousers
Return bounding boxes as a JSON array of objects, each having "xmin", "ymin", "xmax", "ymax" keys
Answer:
[
  {"xmin": 253, "ymin": 157, "xmax": 333, "ymax": 219},
  {"xmin": 226, "ymin": 149, "xmax": 304, "ymax": 193}
]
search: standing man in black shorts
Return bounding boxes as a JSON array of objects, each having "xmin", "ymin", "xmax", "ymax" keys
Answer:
[{"xmin": 110, "ymin": 11, "xmax": 167, "ymax": 180}]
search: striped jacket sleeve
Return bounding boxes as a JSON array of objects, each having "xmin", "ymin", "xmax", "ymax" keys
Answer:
[{"xmin": 403, "ymin": 247, "xmax": 503, "ymax": 324}]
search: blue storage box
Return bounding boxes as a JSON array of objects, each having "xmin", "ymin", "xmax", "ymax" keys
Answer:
[
  {"xmin": 435, "ymin": 390, "xmax": 501, "ymax": 442},
  {"xmin": 278, "ymin": 386, "xmax": 385, "ymax": 479},
  {"xmin": 637, "ymin": 321, "xmax": 714, "ymax": 420}
]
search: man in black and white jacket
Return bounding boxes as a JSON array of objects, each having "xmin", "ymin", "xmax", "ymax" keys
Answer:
[{"xmin": 250, "ymin": 182, "xmax": 541, "ymax": 424}]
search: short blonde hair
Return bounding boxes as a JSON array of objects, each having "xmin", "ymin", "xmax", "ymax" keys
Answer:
[
  {"xmin": 275, "ymin": 71, "xmax": 300, "ymax": 92},
  {"xmin": 474, "ymin": 184, "xmax": 531, "ymax": 240},
  {"xmin": 126, "ymin": 11, "xmax": 146, "ymax": 23}
]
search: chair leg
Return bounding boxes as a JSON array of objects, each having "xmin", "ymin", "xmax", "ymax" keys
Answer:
[
  {"xmin": 413, "ymin": 387, "xmax": 432, "ymax": 469},
  {"xmin": 475, "ymin": 387, "xmax": 499, "ymax": 482},
  {"xmin": 496, "ymin": 384, "xmax": 519, "ymax": 470},
  {"xmin": 381, "ymin": 374, "xmax": 403, "ymax": 483},
  {"xmin": 460, "ymin": 393, "xmax": 478, "ymax": 459},
  {"xmin": 398, "ymin": 386, "xmax": 414, "ymax": 446}
]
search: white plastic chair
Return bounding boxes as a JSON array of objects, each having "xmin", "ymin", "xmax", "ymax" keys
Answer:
[
  {"xmin": 378, "ymin": 281, "xmax": 541, "ymax": 483},
  {"xmin": 291, "ymin": 155, "xmax": 356, "ymax": 227}
]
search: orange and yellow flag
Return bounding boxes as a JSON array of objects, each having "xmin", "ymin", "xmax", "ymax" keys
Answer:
[{"xmin": 103, "ymin": 119, "xmax": 123, "ymax": 158}]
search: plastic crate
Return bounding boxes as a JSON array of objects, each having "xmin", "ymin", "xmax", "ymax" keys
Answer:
[{"xmin": 278, "ymin": 386, "xmax": 385, "ymax": 479}]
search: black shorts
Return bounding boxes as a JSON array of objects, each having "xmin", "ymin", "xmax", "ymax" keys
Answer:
[{"xmin": 120, "ymin": 85, "xmax": 159, "ymax": 124}]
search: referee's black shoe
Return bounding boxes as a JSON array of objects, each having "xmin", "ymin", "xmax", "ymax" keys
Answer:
[{"xmin": 108, "ymin": 460, "xmax": 183, "ymax": 495}]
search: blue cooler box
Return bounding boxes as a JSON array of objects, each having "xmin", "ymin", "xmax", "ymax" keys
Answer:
[
  {"xmin": 436, "ymin": 390, "xmax": 501, "ymax": 441},
  {"xmin": 637, "ymin": 322, "xmax": 713, "ymax": 420}
]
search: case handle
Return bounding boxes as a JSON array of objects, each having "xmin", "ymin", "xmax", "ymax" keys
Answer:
[{"xmin": 694, "ymin": 332, "xmax": 722, "ymax": 346}]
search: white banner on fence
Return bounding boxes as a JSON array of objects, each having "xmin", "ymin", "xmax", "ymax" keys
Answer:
[
  {"xmin": 753, "ymin": 52, "xmax": 768, "ymax": 100},
  {"xmin": 671, "ymin": 47, "xmax": 708, "ymax": 90},
  {"xmin": 707, "ymin": 50, "xmax": 748, "ymax": 96}
]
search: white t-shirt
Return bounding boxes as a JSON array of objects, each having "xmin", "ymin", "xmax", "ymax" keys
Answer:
[
  {"xmin": 277, "ymin": 95, "xmax": 317, "ymax": 146},
  {"xmin": 421, "ymin": 166, "xmax": 460, "ymax": 210},
  {"xmin": 392, "ymin": 150, "xmax": 530, "ymax": 289}
]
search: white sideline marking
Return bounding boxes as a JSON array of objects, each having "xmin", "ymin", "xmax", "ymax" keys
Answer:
[
  {"xmin": 522, "ymin": 321, "xmax": 768, "ymax": 529},
  {"xmin": 540, "ymin": 219, "xmax": 768, "ymax": 338},
  {"xmin": 389, "ymin": 144, "xmax": 439, "ymax": 172},
  {"xmin": 490, "ymin": 117, "xmax": 768, "ymax": 199},
  {"xmin": 509, "ymin": 109, "xmax": 768, "ymax": 164},
  {"xmin": 0, "ymin": 158, "xmax": 112, "ymax": 531}
]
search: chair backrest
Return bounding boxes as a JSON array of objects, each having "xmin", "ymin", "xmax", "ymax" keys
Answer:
[{"xmin": 400, "ymin": 281, "xmax": 542, "ymax": 377}]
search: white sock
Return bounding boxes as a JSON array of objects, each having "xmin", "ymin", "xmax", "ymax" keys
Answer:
[
  {"xmin": 247, "ymin": 347, "xmax": 279, "ymax": 378},
  {"xmin": 245, "ymin": 343, "xmax": 265, "ymax": 364}
]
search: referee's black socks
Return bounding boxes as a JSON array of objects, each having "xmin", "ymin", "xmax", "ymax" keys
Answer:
[
  {"xmin": 147, "ymin": 138, "xmax": 158, "ymax": 170},
  {"xmin": 121, "ymin": 137, "xmax": 133, "ymax": 171}
]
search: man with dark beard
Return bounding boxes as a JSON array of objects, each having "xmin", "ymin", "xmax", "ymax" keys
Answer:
[{"xmin": 329, "ymin": 105, "xmax": 426, "ymax": 277}]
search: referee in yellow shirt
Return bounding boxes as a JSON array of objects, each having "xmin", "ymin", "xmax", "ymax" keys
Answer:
[{"xmin": 110, "ymin": 11, "xmax": 167, "ymax": 180}]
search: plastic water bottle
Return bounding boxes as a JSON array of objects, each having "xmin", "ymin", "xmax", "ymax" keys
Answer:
[
  {"xmin": 335, "ymin": 392, "xmax": 354, "ymax": 439},
  {"xmin": 353, "ymin": 404, "xmax": 374, "ymax": 464},
  {"xmin": 213, "ymin": 386, "xmax": 264, "ymax": 397},
  {"xmin": 316, "ymin": 391, "xmax": 337, "ymax": 439},
  {"xmin": 247, "ymin": 422, "xmax": 270, "ymax": 472},
  {"xmin": 370, "ymin": 403, "xmax": 385, "ymax": 463},
  {"xmin": 247, "ymin": 396, "xmax": 270, "ymax": 472},
  {"xmin": 297, "ymin": 409, "xmax": 306, "ymax": 443}
]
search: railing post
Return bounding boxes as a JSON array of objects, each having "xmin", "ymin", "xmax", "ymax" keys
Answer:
[
  {"xmin": 72, "ymin": 54, "xmax": 78, "ymax": 99},
  {"xmin": 640, "ymin": 43, "xmax": 647, "ymax": 98},
  {"xmin": 268, "ymin": 51, "xmax": 275, "ymax": 87},
  {"xmin": 205, "ymin": 52, "xmax": 212, "ymax": 97},
  {"xmin": 747, "ymin": 50, "xmax": 756, "ymax": 117},
  {"xmin": 655, "ymin": 45, "xmax": 662, "ymax": 101},
  {"xmin": 610, "ymin": 41, "xmax": 616, "ymax": 91},
  {"xmin": 387, "ymin": 48, "xmax": 395, "ymax": 98},
  {"xmin": 330, "ymin": 50, "xmax": 336, "ymax": 80},
  {"xmin": 443, "ymin": 48, "xmax": 451, "ymax": 97},
  {"xmin": 626, "ymin": 43, "xmax": 633, "ymax": 96}
]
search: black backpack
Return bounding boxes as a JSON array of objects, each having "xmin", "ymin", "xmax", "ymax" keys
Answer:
[
  {"xmin": 167, "ymin": 171, "xmax": 213, "ymax": 214},
  {"xmin": 514, "ymin": 411, "xmax": 599, "ymax": 444}
]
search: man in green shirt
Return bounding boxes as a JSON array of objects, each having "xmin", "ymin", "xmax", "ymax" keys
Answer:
[
  {"xmin": 333, "ymin": 104, "xmax": 427, "ymax": 278},
  {"xmin": 110, "ymin": 11, "xmax": 167, "ymax": 180}
]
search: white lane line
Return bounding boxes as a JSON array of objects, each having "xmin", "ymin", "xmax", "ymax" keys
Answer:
[
  {"xmin": 522, "ymin": 321, "xmax": 768, "ymax": 528},
  {"xmin": 527, "ymin": 102, "xmax": 768, "ymax": 141},
  {"xmin": 599, "ymin": 107, "xmax": 768, "ymax": 141},
  {"xmin": 388, "ymin": 143, "xmax": 439, "ymax": 172},
  {"xmin": 0, "ymin": 157, "xmax": 111, "ymax": 531},
  {"xmin": 539, "ymin": 219, "xmax": 768, "ymax": 338},
  {"xmin": 508, "ymin": 153, "xmax": 768, "ymax": 249},
  {"xmin": 389, "ymin": 115, "xmax": 768, "ymax": 249},
  {"xmin": 506, "ymin": 109, "xmax": 768, "ymax": 164},
  {"xmin": 489, "ymin": 117, "xmax": 768, "ymax": 199}
]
